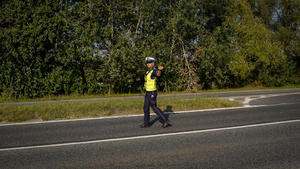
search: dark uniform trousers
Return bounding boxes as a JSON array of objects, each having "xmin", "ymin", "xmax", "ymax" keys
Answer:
[{"xmin": 143, "ymin": 90, "xmax": 168, "ymax": 125}]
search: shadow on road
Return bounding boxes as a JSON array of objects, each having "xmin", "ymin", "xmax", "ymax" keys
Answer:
[{"xmin": 150, "ymin": 105, "xmax": 173, "ymax": 127}]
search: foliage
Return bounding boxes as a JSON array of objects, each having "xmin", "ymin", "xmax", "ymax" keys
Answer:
[
  {"xmin": 0, "ymin": 85, "xmax": 17, "ymax": 101},
  {"xmin": 0, "ymin": 0, "xmax": 299, "ymax": 99}
]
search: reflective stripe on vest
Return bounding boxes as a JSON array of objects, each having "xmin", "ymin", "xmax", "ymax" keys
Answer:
[{"xmin": 145, "ymin": 70, "xmax": 157, "ymax": 91}]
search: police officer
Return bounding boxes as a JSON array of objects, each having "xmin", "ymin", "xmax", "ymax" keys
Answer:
[{"xmin": 139, "ymin": 57, "xmax": 170, "ymax": 128}]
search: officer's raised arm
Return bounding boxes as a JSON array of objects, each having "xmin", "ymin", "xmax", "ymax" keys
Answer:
[{"xmin": 157, "ymin": 65, "xmax": 164, "ymax": 77}]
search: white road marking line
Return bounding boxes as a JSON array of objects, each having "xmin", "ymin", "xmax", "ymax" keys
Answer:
[
  {"xmin": 1, "ymin": 119, "xmax": 300, "ymax": 152},
  {"xmin": 241, "ymin": 92, "xmax": 300, "ymax": 106},
  {"xmin": 243, "ymin": 97, "xmax": 251, "ymax": 105}
]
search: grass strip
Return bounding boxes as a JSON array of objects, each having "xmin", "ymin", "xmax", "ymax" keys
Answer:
[
  {"xmin": 0, "ymin": 97, "xmax": 240, "ymax": 124},
  {"xmin": 1, "ymin": 85, "xmax": 299, "ymax": 103}
]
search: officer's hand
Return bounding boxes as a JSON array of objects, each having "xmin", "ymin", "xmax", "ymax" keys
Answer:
[{"xmin": 158, "ymin": 65, "xmax": 164, "ymax": 70}]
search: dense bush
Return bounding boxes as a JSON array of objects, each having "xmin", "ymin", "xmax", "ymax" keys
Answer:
[{"xmin": 1, "ymin": 0, "xmax": 299, "ymax": 99}]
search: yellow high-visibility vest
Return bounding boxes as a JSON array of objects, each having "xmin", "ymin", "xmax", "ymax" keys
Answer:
[{"xmin": 145, "ymin": 70, "xmax": 157, "ymax": 91}]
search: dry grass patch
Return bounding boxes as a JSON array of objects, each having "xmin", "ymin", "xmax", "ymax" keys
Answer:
[{"xmin": 0, "ymin": 97, "xmax": 240, "ymax": 123}]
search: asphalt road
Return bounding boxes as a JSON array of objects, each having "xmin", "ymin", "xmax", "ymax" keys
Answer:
[{"xmin": 1, "ymin": 89, "xmax": 300, "ymax": 168}]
